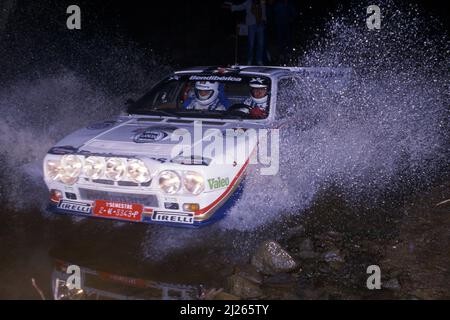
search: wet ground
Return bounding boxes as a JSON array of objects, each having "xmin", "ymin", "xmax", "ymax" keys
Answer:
[
  {"xmin": 0, "ymin": 177, "xmax": 448, "ymax": 300},
  {"xmin": 281, "ymin": 180, "xmax": 450, "ymax": 299}
]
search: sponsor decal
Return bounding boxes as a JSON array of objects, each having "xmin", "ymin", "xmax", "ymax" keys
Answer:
[
  {"xmin": 189, "ymin": 75, "xmax": 242, "ymax": 82},
  {"xmin": 250, "ymin": 77, "xmax": 265, "ymax": 84},
  {"xmin": 57, "ymin": 200, "xmax": 92, "ymax": 214},
  {"xmin": 87, "ymin": 120, "xmax": 116, "ymax": 130},
  {"xmin": 133, "ymin": 129, "xmax": 169, "ymax": 143},
  {"xmin": 152, "ymin": 212, "xmax": 194, "ymax": 224},
  {"xmin": 93, "ymin": 200, "xmax": 143, "ymax": 221},
  {"xmin": 208, "ymin": 177, "xmax": 230, "ymax": 190}
]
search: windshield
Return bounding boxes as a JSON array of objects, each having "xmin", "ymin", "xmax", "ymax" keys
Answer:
[{"xmin": 129, "ymin": 74, "xmax": 271, "ymax": 120}]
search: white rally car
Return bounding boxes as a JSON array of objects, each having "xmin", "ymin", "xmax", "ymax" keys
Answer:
[{"xmin": 43, "ymin": 66, "xmax": 349, "ymax": 227}]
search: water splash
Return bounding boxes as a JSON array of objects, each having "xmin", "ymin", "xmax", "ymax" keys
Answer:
[
  {"xmin": 0, "ymin": 72, "xmax": 112, "ymax": 208},
  {"xmin": 221, "ymin": 1, "xmax": 449, "ymax": 230},
  {"xmin": 0, "ymin": 63, "xmax": 170, "ymax": 209}
]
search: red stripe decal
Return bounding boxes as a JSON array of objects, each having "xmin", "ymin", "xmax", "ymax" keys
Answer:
[{"xmin": 195, "ymin": 158, "xmax": 250, "ymax": 216}]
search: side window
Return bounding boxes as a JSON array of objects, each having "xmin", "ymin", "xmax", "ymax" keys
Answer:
[
  {"xmin": 148, "ymin": 80, "xmax": 182, "ymax": 109},
  {"xmin": 276, "ymin": 77, "xmax": 301, "ymax": 120}
]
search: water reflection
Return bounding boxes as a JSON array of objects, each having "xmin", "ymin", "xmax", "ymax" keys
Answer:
[
  {"xmin": 0, "ymin": 208, "xmax": 264, "ymax": 299},
  {"xmin": 45, "ymin": 219, "xmax": 247, "ymax": 300},
  {"xmin": 51, "ymin": 257, "xmax": 199, "ymax": 300}
]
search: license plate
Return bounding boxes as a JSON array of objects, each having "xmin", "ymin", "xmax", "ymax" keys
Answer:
[{"xmin": 93, "ymin": 200, "xmax": 143, "ymax": 222}]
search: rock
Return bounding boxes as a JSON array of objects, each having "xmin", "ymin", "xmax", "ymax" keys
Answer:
[
  {"xmin": 315, "ymin": 231, "xmax": 344, "ymax": 250},
  {"xmin": 227, "ymin": 275, "xmax": 263, "ymax": 299},
  {"xmin": 299, "ymin": 238, "xmax": 314, "ymax": 252},
  {"xmin": 296, "ymin": 238, "xmax": 319, "ymax": 260},
  {"xmin": 323, "ymin": 250, "xmax": 345, "ymax": 263},
  {"xmin": 328, "ymin": 261, "xmax": 345, "ymax": 271},
  {"xmin": 323, "ymin": 250, "xmax": 345, "ymax": 270},
  {"xmin": 326, "ymin": 231, "xmax": 343, "ymax": 241},
  {"xmin": 383, "ymin": 278, "xmax": 401, "ymax": 290},
  {"xmin": 251, "ymin": 240, "xmax": 298, "ymax": 275},
  {"xmin": 233, "ymin": 264, "xmax": 263, "ymax": 284}
]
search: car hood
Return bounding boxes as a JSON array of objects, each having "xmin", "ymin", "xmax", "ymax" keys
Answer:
[{"xmin": 51, "ymin": 116, "xmax": 264, "ymax": 160}]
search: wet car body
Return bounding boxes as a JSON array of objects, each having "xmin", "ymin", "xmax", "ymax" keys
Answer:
[{"xmin": 43, "ymin": 65, "xmax": 350, "ymax": 227}]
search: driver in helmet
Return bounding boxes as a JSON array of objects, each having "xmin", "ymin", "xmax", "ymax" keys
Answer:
[
  {"xmin": 243, "ymin": 78, "xmax": 269, "ymax": 118},
  {"xmin": 183, "ymin": 81, "xmax": 229, "ymax": 111}
]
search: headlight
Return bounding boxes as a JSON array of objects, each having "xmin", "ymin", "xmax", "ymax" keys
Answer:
[
  {"xmin": 105, "ymin": 158, "xmax": 126, "ymax": 181},
  {"xmin": 45, "ymin": 159, "xmax": 63, "ymax": 181},
  {"xmin": 83, "ymin": 156, "xmax": 105, "ymax": 179},
  {"xmin": 59, "ymin": 155, "xmax": 82, "ymax": 185},
  {"xmin": 183, "ymin": 171, "xmax": 205, "ymax": 195},
  {"xmin": 127, "ymin": 159, "xmax": 151, "ymax": 183},
  {"xmin": 158, "ymin": 170, "xmax": 181, "ymax": 194}
]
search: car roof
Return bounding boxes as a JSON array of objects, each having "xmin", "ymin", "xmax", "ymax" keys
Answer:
[
  {"xmin": 173, "ymin": 66, "xmax": 353, "ymax": 82},
  {"xmin": 173, "ymin": 65, "xmax": 293, "ymax": 78}
]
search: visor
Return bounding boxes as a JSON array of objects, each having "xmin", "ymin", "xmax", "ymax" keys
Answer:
[
  {"xmin": 250, "ymin": 87, "xmax": 268, "ymax": 98},
  {"xmin": 195, "ymin": 89, "xmax": 214, "ymax": 101}
]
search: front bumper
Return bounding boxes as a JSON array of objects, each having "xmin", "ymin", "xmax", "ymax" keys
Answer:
[{"xmin": 47, "ymin": 180, "xmax": 245, "ymax": 228}]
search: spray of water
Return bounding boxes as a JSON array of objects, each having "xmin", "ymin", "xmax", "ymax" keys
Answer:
[
  {"xmin": 0, "ymin": 57, "xmax": 170, "ymax": 209},
  {"xmin": 220, "ymin": 1, "xmax": 449, "ymax": 230},
  {"xmin": 0, "ymin": 72, "xmax": 112, "ymax": 208}
]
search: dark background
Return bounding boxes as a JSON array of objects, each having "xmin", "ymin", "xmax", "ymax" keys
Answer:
[{"xmin": 0, "ymin": 0, "xmax": 448, "ymax": 70}]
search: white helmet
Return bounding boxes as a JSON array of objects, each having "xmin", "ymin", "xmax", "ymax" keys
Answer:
[
  {"xmin": 249, "ymin": 78, "xmax": 269, "ymax": 105},
  {"xmin": 195, "ymin": 81, "xmax": 220, "ymax": 106}
]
